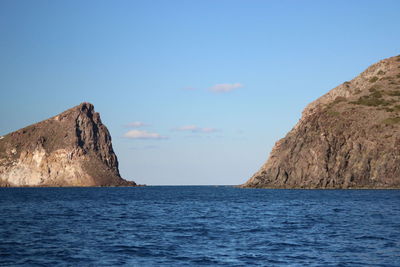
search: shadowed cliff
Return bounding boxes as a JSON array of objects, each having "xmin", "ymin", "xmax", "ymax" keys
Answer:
[
  {"xmin": 243, "ymin": 55, "xmax": 400, "ymax": 189},
  {"xmin": 0, "ymin": 102, "xmax": 136, "ymax": 187}
]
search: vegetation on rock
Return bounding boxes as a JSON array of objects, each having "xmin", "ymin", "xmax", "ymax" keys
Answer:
[{"xmin": 242, "ymin": 55, "xmax": 400, "ymax": 189}]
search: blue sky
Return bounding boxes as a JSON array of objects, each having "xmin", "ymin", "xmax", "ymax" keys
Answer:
[{"xmin": 0, "ymin": 0, "xmax": 399, "ymax": 185}]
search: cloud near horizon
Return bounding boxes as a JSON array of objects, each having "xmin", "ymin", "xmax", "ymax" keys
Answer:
[
  {"xmin": 130, "ymin": 145, "xmax": 159, "ymax": 150},
  {"xmin": 123, "ymin": 130, "xmax": 167, "ymax": 140},
  {"xmin": 174, "ymin": 125, "xmax": 217, "ymax": 133},
  {"xmin": 125, "ymin": 121, "xmax": 148, "ymax": 127},
  {"xmin": 209, "ymin": 83, "xmax": 243, "ymax": 93}
]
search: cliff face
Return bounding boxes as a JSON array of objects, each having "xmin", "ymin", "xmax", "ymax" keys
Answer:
[
  {"xmin": 243, "ymin": 55, "xmax": 400, "ymax": 189},
  {"xmin": 0, "ymin": 103, "xmax": 136, "ymax": 187}
]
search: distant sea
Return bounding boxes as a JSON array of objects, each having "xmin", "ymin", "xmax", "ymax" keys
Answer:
[{"xmin": 0, "ymin": 186, "xmax": 399, "ymax": 266}]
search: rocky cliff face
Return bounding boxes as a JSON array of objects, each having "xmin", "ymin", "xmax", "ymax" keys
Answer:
[
  {"xmin": 243, "ymin": 55, "xmax": 400, "ymax": 189},
  {"xmin": 0, "ymin": 103, "xmax": 136, "ymax": 187}
]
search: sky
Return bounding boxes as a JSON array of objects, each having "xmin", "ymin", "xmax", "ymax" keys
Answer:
[{"xmin": 0, "ymin": 0, "xmax": 399, "ymax": 185}]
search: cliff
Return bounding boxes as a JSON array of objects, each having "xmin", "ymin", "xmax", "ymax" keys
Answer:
[
  {"xmin": 0, "ymin": 102, "xmax": 136, "ymax": 187},
  {"xmin": 243, "ymin": 55, "xmax": 400, "ymax": 189}
]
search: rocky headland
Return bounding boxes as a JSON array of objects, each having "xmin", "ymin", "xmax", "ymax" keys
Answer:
[
  {"xmin": 0, "ymin": 102, "xmax": 136, "ymax": 187},
  {"xmin": 243, "ymin": 55, "xmax": 400, "ymax": 189}
]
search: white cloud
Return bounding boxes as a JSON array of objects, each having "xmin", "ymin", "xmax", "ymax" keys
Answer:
[
  {"xmin": 176, "ymin": 125, "xmax": 198, "ymax": 131},
  {"xmin": 126, "ymin": 121, "xmax": 148, "ymax": 127},
  {"xmin": 209, "ymin": 83, "xmax": 243, "ymax": 93},
  {"xmin": 130, "ymin": 145, "xmax": 159, "ymax": 150},
  {"xmin": 174, "ymin": 125, "xmax": 217, "ymax": 133},
  {"xmin": 123, "ymin": 130, "xmax": 167, "ymax": 140}
]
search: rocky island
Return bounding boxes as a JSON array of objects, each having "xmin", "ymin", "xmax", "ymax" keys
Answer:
[
  {"xmin": 243, "ymin": 55, "xmax": 400, "ymax": 189},
  {"xmin": 0, "ymin": 102, "xmax": 136, "ymax": 187}
]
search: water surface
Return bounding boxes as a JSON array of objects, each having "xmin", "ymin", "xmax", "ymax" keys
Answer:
[{"xmin": 0, "ymin": 186, "xmax": 399, "ymax": 266}]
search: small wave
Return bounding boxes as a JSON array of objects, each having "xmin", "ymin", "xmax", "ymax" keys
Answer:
[{"xmin": 355, "ymin": 235, "xmax": 388, "ymax": 241}]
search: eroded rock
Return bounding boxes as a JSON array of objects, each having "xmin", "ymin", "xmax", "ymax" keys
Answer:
[
  {"xmin": 242, "ymin": 55, "xmax": 400, "ymax": 189},
  {"xmin": 0, "ymin": 102, "xmax": 136, "ymax": 187}
]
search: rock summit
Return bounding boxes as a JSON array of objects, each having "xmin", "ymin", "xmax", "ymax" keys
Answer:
[{"xmin": 0, "ymin": 103, "xmax": 136, "ymax": 187}]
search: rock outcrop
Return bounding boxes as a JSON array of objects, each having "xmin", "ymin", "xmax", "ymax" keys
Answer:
[
  {"xmin": 243, "ymin": 55, "xmax": 400, "ymax": 189},
  {"xmin": 0, "ymin": 102, "xmax": 136, "ymax": 187}
]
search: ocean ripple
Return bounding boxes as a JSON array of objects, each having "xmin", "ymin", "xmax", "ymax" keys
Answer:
[{"xmin": 0, "ymin": 187, "xmax": 399, "ymax": 266}]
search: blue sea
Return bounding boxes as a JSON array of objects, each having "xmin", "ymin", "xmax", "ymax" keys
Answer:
[{"xmin": 0, "ymin": 186, "xmax": 399, "ymax": 266}]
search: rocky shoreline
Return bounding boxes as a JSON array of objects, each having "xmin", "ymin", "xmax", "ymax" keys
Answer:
[
  {"xmin": 0, "ymin": 103, "xmax": 136, "ymax": 187},
  {"xmin": 242, "ymin": 55, "xmax": 400, "ymax": 189}
]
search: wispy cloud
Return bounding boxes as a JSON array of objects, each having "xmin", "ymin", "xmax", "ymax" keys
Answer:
[
  {"xmin": 174, "ymin": 125, "xmax": 217, "ymax": 133},
  {"xmin": 125, "ymin": 121, "xmax": 148, "ymax": 128},
  {"xmin": 130, "ymin": 145, "xmax": 159, "ymax": 150},
  {"xmin": 123, "ymin": 130, "xmax": 167, "ymax": 140},
  {"xmin": 209, "ymin": 83, "xmax": 243, "ymax": 93}
]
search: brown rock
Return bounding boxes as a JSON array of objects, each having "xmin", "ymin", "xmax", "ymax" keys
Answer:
[
  {"xmin": 242, "ymin": 55, "xmax": 400, "ymax": 189},
  {"xmin": 0, "ymin": 102, "xmax": 136, "ymax": 187}
]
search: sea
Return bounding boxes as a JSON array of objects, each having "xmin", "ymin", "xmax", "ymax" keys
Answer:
[{"xmin": 0, "ymin": 186, "xmax": 399, "ymax": 266}]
